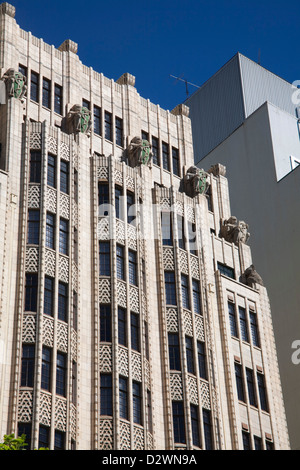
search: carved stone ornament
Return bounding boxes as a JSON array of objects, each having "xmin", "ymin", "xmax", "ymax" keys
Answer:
[
  {"xmin": 3, "ymin": 68, "xmax": 27, "ymax": 100},
  {"xmin": 219, "ymin": 216, "xmax": 250, "ymax": 245},
  {"xmin": 241, "ymin": 265, "xmax": 264, "ymax": 288},
  {"xmin": 126, "ymin": 137, "xmax": 152, "ymax": 168},
  {"xmin": 67, "ymin": 104, "xmax": 92, "ymax": 135},
  {"xmin": 184, "ymin": 166, "xmax": 210, "ymax": 197},
  {"xmin": 208, "ymin": 163, "xmax": 227, "ymax": 177}
]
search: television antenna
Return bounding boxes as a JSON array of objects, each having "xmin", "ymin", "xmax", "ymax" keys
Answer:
[{"xmin": 170, "ymin": 74, "xmax": 200, "ymax": 97}]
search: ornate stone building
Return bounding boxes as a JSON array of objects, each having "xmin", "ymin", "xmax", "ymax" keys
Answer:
[{"xmin": 0, "ymin": 3, "xmax": 290, "ymax": 450}]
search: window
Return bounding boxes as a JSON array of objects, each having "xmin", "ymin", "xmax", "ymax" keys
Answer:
[
  {"xmin": 100, "ymin": 374, "xmax": 112, "ymax": 416},
  {"xmin": 41, "ymin": 347, "xmax": 51, "ymax": 391},
  {"xmin": 147, "ymin": 390, "xmax": 153, "ymax": 433},
  {"xmin": 82, "ymin": 99, "xmax": 90, "ymax": 110},
  {"xmin": 265, "ymin": 440, "xmax": 274, "ymax": 450},
  {"xmin": 246, "ymin": 368, "xmax": 257, "ymax": 407},
  {"xmin": 74, "ymin": 228, "xmax": 78, "ymax": 265},
  {"xmin": 192, "ymin": 279, "xmax": 201, "ymax": 314},
  {"xmin": 188, "ymin": 221, "xmax": 197, "ymax": 255},
  {"xmin": 239, "ymin": 306, "xmax": 249, "ymax": 343},
  {"xmin": 59, "ymin": 218, "xmax": 69, "ymax": 255},
  {"xmin": 99, "ymin": 242, "xmax": 110, "ymax": 276},
  {"xmin": 162, "ymin": 142, "xmax": 170, "ymax": 171},
  {"xmin": 165, "ymin": 272, "xmax": 177, "ymax": 305},
  {"xmin": 74, "ymin": 169, "xmax": 78, "ymax": 203},
  {"xmin": 58, "ymin": 282, "xmax": 68, "ymax": 322},
  {"xmin": 172, "ymin": 147, "xmax": 180, "ymax": 176},
  {"xmin": 119, "ymin": 377, "xmax": 128, "ymax": 420},
  {"xmin": 30, "ymin": 71, "xmax": 39, "ymax": 102},
  {"xmin": 116, "ymin": 245, "xmax": 125, "ymax": 280},
  {"xmin": 206, "ymin": 185, "xmax": 213, "ymax": 212},
  {"xmin": 18, "ymin": 423, "xmax": 31, "ymax": 450},
  {"xmin": 152, "ymin": 136, "xmax": 160, "ymax": 165},
  {"xmin": 27, "ymin": 210, "xmax": 40, "ymax": 245},
  {"xmin": 104, "ymin": 111, "xmax": 112, "ymax": 141},
  {"xmin": 144, "ymin": 321, "xmax": 149, "ymax": 360},
  {"xmin": 257, "ymin": 373, "xmax": 268, "ymax": 412},
  {"xmin": 161, "ymin": 212, "xmax": 173, "ymax": 246},
  {"xmin": 60, "ymin": 160, "xmax": 69, "ymax": 194},
  {"xmin": 19, "ymin": 64, "xmax": 27, "ymax": 78},
  {"xmin": 47, "ymin": 153, "xmax": 56, "ymax": 188},
  {"xmin": 172, "ymin": 402, "xmax": 185, "ymax": 444},
  {"xmin": 133, "ymin": 381, "xmax": 142, "ymax": 425},
  {"xmin": 25, "ymin": 273, "xmax": 38, "ymax": 312},
  {"xmin": 100, "ymin": 305, "xmax": 111, "ymax": 342},
  {"xmin": 118, "ymin": 307, "xmax": 127, "ymax": 346},
  {"xmin": 254, "ymin": 436, "xmax": 262, "ymax": 450},
  {"xmin": 21, "ymin": 344, "xmax": 35, "ymax": 387},
  {"xmin": 56, "ymin": 353, "xmax": 67, "ymax": 397},
  {"xmin": 127, "ymin": 191, "xmax": 135, "ymax": 225},
  {"xmin": 72, "ymin": 291, "xmax": 78, "ymax": 331},
  {"xmin": 128, "ymin": 250, "xmax": 138, "ymax": 286},
  {"xmin": 42, "ymin": 77, "xmax": 51, "ymax": 109},
  {"xmin": 168, "ymin": 333, "xmax": 180, "ymax": 370},
  {"xmin": 115, "ymin": 186, "xmax": 123, "ymax": 220},
  {"xmin": 181, "ymin": 274, "xmax": 190, "ymax": 310},
  {"xmin": 93, "ymin": 105, "xmax": 101, "ymax": 135},
  {"xmin": 235, "ymin": 363, "xmax": 245, "ymax": 402},
  {"xmin": 54, "ymin": 84, "xmax": 63, "ymax": 115},
  {"xmin": 186, "ymin": 336, "xmax": 194, "ymax": 374},
  {"xmin": 242, "ymin": 431, "xmax": 251, "ymax": 450},
  {"xmin": 38, "ymin": 426, "xmax": 49, "ymax": 450},
  {"xmin": 191, "ymin": 405, "xmax": 201, "ymax": 447},
  {"xmin": 98, "ymin": 183, "xmax": 109, "ymax": 217},
  {"xmin": 115, "ymin": 117, "xmax": 123, "ymax": 147},
  {"xmin": 54, "ymin": 431, "xmax": 65, "ymax": 450},
  {"xmin": 131, "ymin": 312, "xmax": 140, "ymax": 352},
  {"xmin": 228, "ymin": 302, "xmax": 238, "ymax": 338},
  {"xmin": 177, "ymin": 214, "xmax": 185, "ymax": 249},
  {"xmin": 203, "ymin": 409, "xmax": 213, "ymax": 450},
  {"xmin": 30, "ymin": 150, "xmax": 41, "ymax": 183},
  {"xmin": 44, "ymin": 276, "xmax": 54, "ymax": 316},
  {"xmin": 250, "ymin": 311, "xmax": 260, "ymax": 348},
  {"xmin": 197, "ymin": 341, "xmax": 207, "ymax": 380},
  {"xmin": 46, "ymin": 213, "xmax": 55, "ymax": 249},
  {"xmin": 217, "ymin": 262, "xmax": 235, "ymax": 279},
  {"xmin": 72, "ymin": 361, "xmax": 77, "ymax": 405}
]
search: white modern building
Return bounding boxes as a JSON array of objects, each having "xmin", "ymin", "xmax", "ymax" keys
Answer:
[
  {"xmin": 186, "ymin": 52, "xmax": 300, "ymax": 449},
  {"xmin": 0, "ymin": 5, "xmax": 289, "ymax": 450}
]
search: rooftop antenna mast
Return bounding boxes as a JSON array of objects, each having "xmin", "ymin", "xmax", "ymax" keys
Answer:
[{"xmin": 170, "ymin": 74, "xmax": 200, "ymax": 98}]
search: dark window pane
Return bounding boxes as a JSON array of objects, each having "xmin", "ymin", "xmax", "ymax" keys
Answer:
[
  {"xmin": 257, "ymin": 373, "xmax": 269, "ymax": 412},
  {"xmin": 54, "ymin": 84, "xmax": 63, "ymax": 115},
  {"xmin": 254, "ymin": 436, "xmax": 262, "ymax": 450},
  {"xmin": 58, "ymin": 282, "xmax": 68, "ymax": 322},
  {"xmin": 127, "ymin": 191, "xmax": 135, "ymax": 224},
  {"xmin": 161, "ymin": 212, "xmax": 172, "ymax": 246},
  {"xmin": 217, "ymin": 262, "xmax": 235, "ymax": 279},
  {"xmin": 128, "ymin": 250, "xmax": 138, "ymax": 286},
  {"xmin": 18, "ymin": 423, "xmax": 31, "ymax": 450},
  {"xmin": 42, "ymin": 77, "xmax": 51, "ymax": 109},
  {"xmin": 21, "ymin": 344, "xmax": 35, "ymax": 387},
  {"xmin": 246, "ymin": 368, "xmax": 257, "ymax": 407},
  {"xmin": 115, "ymin": 186, "xmax": 123, "ymax": 220},
  {"xmin": 172, "ymin": 402, "xmax": 185, "ymax": 444},
  {"xmin": 46, "ymin": 213, "xmax": 55, "ymax": 249},
  {"xmin": 41, "ymin": 347, "xmax": 51, "ymax": 391},
  {"xmin": 38, "ymin": 426, "xmax": 49, "ymax": 449},
  {"xmin": 94, "ymin": 105, "xmax": 101, "ymax": 135},
  {"xmin": 186, "ymin": 336, "xmax": 194, "ymax": 374},
  {"xmin": 105, "ymin": 111, "xmax": 112, "ymax": 141},
  {"xmin": 47, "ymin": 153, "xmax": 56, "ymax": 188},
  {"xmin": 116, "ymin": 245, "xmax": 125, "ymax": 280},
  {"xmin": 119, "ymin": 377, "xmax": 128, "ymax": 420},
  {"xmin": 165, "ymin": 272, "xmax": 177, "ymax": 305},
  {"xmin": 152, "ymin": 136, "xmax": 159, "ymax": 165},
  {"xmin": 100, "ymin": 305, "xmax": 111, "ymax": 342},
  {"xmin": 115, "ymin": 117, "xmax": 123, "ymax": 147},
  {"xmin": 133, "ymin": 381, "xmax": 142, "ymax": 425},
  {"xmin": 192, "ymin": 279, "xmax": 201, "ymax": 314},
  {"xmin": 27, "ymin": 210, "xmax": 40, "ymax": 245},
  {"xmin": 99, "ymin": 242, "xmax": 110, "ymax": 276},
  {"xmin": 59, "ymin": 218, "xmax": 68, "ymax": 255},
  {"xmin": 181, "ymin": 274, "xmax": 190, "ymax": 310},
  {"xmin": 162, "ymin": 142, "xmax": 170, "ymax": 171},
  {"xmin": 203, "ymin": 409, "xmax": 213, "ymax": 450},
  {"xmin": 172, "ymin": 147, "xmax": 180, "ymax": 176},
  {"xmin": 188, "ymin": 222, "xmax": 197, "ymax": 255},
  {"xmin": 118, "ymin": 307, "xmax": 126, "ymax": 346},
  {"xmin": 191, "ymin": 405, "xmax": 201, "ymax": 447},
  {"xmin": 242, "ymin": 431, "xmax": 251, "ymax": 450},
  {"xmin": 197, "ymin": 341, "xmax": 207, "ymax": 380},
  {"xmin": 56, "ymin": 353, "xmax": 66, "ymax": 396},
  {"xmin": 30, "ymin": 71, "xmax": 39, "ymax": 102},
  {"xmin": 168, "ymin": 333, "xmax": 180, "ymax": 370},
  {"xmin": 177, "ymin": 214, "xmax": 185, "ymax": 249},
  {"xmin": 239, "ymin": 307, "xmax": 249, "ymax": 342},
  {"xmin": 44, "ymin": 276, "xmax": 54, "ymax": 316},
  {"xmin": 250, "ymin": 311, "xmax": 260, "ymax": 348},
  {"xmin": 100, "ymin": 374, "xmax": 112, "ymax": 416},
  {"xmin": 30, "ymin": 150, "xmax": 41, "ymax": 183},
  {"xmin": 60, "ymin": 160, "xmax": 69, "ymax": 194},
  {"xmin": 131, "ymin": 312, "xmax": 140, "ymax": 351},
  {"xmin": 235, "ymin": 363, "xmax": 245, "ymax": 402},
  {"xmin": 25, "ymin": 273, "xmax": 38, "ymax": 312},
  {"xmin": 54, "ymin": 431, "xmax": 65, "ymax": 450},
  {"xmin": 228, "ymin": 302, "xmax": 238, "ymax": 338}
]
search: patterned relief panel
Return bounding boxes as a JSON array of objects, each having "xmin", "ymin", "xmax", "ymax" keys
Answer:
[
  {"xmin": 179, "ymin": 249, "xmax": 189, "ymax": 275},
  {"xmin": 45, "ymin": 249, "xmax": 56, "ymax": 278},
  {"xmin": 119, "ymin": 421, "xmax": 131, "ymax": 450},
  {"xmin": 163, "ymin": 247, "xmax": 175, "ymax": 270},
  {"xmin": 200, "ymin": 381, "xmax": 211, "ymax": 410},
  {"xmin": 25, "ymin": 247, "xmax": 39, "ymax": 272},
  {"xmin": 28, "ymin": 185, "xmax": 40, "ymax": 209},
  {"xmin": 42, "ymin": 315, "xmax": 54, "ymax": 348},
  {"xmin": 129, "ymin": 286, "xmax": 139, "ymax": 314},
  {"xmin": 99, "ymin": 344, "xmax": 112, "ymax": 372},
  {"xmin": 57, "ymin": 321, "xmax": 68, "ymax": 353},
  {"xmin": 60, "ymin": 193, "xmax": 70, "ymax": 220},
  {"xmin": 58, "ymin": 256, "xmax": 69, "ymax": 283},
  {"xmin": 48, "ymin": 136, "xmax": 58, "ymax": 155},
  {"xmin": 170, "ymin": 373, "xmax": 183, "ymax": 401},
  {"xmin": 99, "ymin": 418, "xmax": 113, "ymax": 450},
  {"xmin": 183, "ymin": 310, "xmax": 193, "ymax": 337},
  {"xmin": 99, "ymin": 278, "xmax": 111, "ymax": 304},
  {"xmin": 18, "ymin": 391, "xmax": 33, "ymax": 423},
  {"xmin": 166, "ymin": 308, "xmax": 178, "ymax": 332},
  {"xmin": 39, "ymin": 392, "xmax": 52, "ymax": 427},
  {"xmin": 188, "ymin": 375, "xmax": 199, "ymax": 405},
  {"xmin": 131, "ymin": 352, "xmax": 142, "ymax": 382},
  {"xmin": 117, "ymin": 281, "xmax": 126, "ymax": 308},
  {"xmin": 118, "ymin": 347, "xmax": 129, "ymax": 377},
  {"xmin": 133, "ymin": 426, "xmax": 144, "ymax": 450},
  {"xmin": 46, "ymin": 187, "xmax": 57, "ymax": 214},
  {"xmin": 22, "ymin": 314, "xmax": 36, "ymax": 343},
  {"xmin": 30, "ymin": 132, "xmax": 41, "ymax": 150},
  {"xmin": 55, "ymin": 397, "xmax": 67, "ymax": 432},
  {"xmin": 195, "ymin": 315, "xmax": 205, "ymax": 342}
]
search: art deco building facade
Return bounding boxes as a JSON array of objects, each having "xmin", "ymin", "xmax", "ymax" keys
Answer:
[{"xmin": 0, "ymin": 3, "xmax": 290, "ymax": 450}]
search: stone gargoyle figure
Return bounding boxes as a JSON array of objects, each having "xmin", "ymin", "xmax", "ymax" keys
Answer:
[
  {"xmin": 67, "ymin": 104, "xmax": 92, "ymax": 135},
  {"xmin": 241, "ymin": 265, "xmax": 264, "ymax": 288},
  {"xmin": 219, "ymin": 216, "xmax": 250, "ymax": 245},
  {"xmin": 3, "ymin": 68, "xmax": 27, "ymax": 101},
  {"xmin": 126, "ymin": 136, "xmax": 152, "ymax": 168},
  {"xmin": 184, "ymin": 166, "xmax": 210, "ymax": 198}
]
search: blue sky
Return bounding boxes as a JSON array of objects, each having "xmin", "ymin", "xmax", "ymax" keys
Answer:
[{"xmin": 10, "ymin": 0, "xmax": 300, "ymax": 111}]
